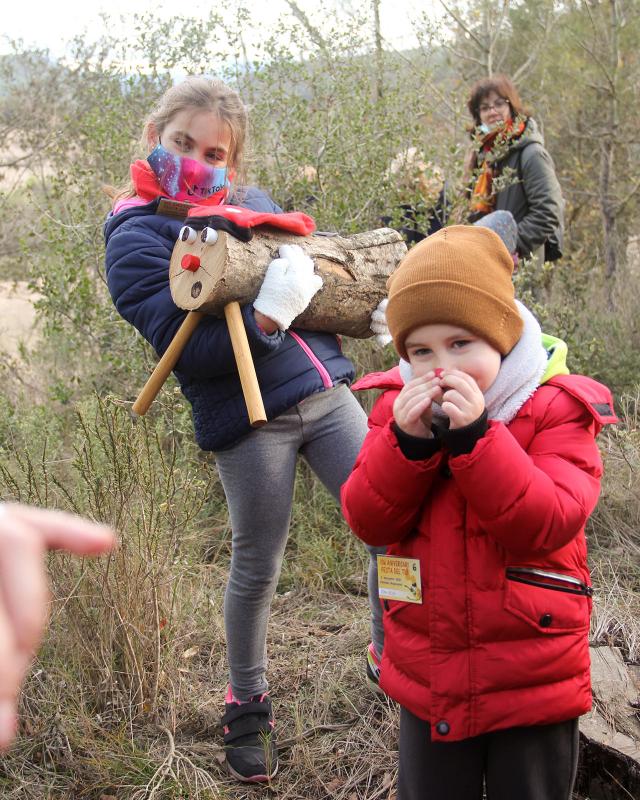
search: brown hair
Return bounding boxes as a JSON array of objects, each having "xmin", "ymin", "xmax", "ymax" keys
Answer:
[
  {"xmin": 467, "ymin": 74, "xmax": 530, "ymax": 127},
  {"xmin": 112, "ymin": 76, "xmax": 248, "ymax": 206}
]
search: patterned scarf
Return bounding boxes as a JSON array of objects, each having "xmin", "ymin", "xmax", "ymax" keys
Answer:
[
  {"xmin": 129, "ymin": 160, "xmax": 230, "ymax": 207},
  {"xmin": 470, "ymin": 118, "xmax": 527, "ymax": 216}
]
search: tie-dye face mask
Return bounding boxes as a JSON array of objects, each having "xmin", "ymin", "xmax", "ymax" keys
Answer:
[{"xmin": 147, "ymin": 143, "xmax": 229, "ymax": 202}]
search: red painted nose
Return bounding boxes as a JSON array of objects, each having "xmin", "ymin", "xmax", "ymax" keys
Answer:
[
  {"xmin": 434, "ymin": 368, "xmax": 444, "ymax": 378},
  {"xmin": 181, "ymin": 254, "xmax": 201, "ymax": 272}
]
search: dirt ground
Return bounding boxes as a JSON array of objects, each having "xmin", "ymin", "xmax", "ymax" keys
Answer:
[{"xmin": 0, "ymin": 280, "xmax": 41, "ymax": 359}]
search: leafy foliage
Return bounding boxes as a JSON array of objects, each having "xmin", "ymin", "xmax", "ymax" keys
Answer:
[{"xmin": 0, "ymin": 1, "xmax": 638, "ymax": 795}]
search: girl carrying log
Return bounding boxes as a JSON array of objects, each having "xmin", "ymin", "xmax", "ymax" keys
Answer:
[{"xmin": 104, "ymin": 76, "xmax": 385, "ymax": 784}]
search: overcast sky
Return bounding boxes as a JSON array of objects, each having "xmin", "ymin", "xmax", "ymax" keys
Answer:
[{"xmin": 3, "ymin": 0, "xmax": 443, "ymax": 58}]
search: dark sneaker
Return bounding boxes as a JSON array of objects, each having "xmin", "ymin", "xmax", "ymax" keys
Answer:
[
  {"xmin": 221, "ymin": 687, "xmax": 278, "ymax": 782},
  {"xmin": 366, "ymin": 643, "xmax": 384, "ymax": 695}
]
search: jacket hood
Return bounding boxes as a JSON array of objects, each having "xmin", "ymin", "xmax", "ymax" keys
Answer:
[
  {"xmin": 508, "ymin": 117, "xmax": 545, "ymax": 152},
  {"xmin": 352, "ymin": 365, "xmax": 402, "ymax": 393},
  {"xmin": 104, "ymin": 196, "xmax": 161, "ymax": 239}
]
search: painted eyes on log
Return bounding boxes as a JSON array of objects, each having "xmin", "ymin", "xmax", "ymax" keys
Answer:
[
  {"xmin": 201, "ymin": 227, "xmax": 219, "ymax": 245},
  {"xmin": 179, "ymin": 226, "xmax": 197, "ymax": 244}
]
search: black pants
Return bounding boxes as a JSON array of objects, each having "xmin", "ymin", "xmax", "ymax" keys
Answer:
[{"xmin": 398, "ymin": 707, "xmax": 579, "ymax": 800}]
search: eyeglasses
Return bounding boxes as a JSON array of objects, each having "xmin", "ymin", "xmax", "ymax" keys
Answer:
[{"xmin": 478, "ymin": 98, "xmax": 509, "ymax": 114}]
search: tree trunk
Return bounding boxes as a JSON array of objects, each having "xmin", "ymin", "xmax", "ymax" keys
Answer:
[
  {"xmin": 600, "ymin": 0, "xmax": 621, "ymax": 283},
  {"xmin": 577, "ymin": 646, "xmax": 640, "ymax": 797},
  {"xmin": 373, "ymin": 0, "xmax": 384, "ymax": 100},
  {"xmin": 169, "ymin": 227, "xmax": 406, "ymax": 339}
]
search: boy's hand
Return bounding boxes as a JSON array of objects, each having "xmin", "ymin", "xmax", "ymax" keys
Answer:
[
  {"xmin": 439, "ymin": 370, "xmax": 486, "ymax": 429},
  {"xmin": 393, "ymin": 372, "xmax": 443, "ymax": 439}
]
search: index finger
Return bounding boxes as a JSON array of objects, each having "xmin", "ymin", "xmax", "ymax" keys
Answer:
[
  {"xmin": 399, "ymin": 376, "xmax": 441, "ymax": 399},
  {"xmin": 440, "ymin": 370, "xmax": 479, "ymax": 393},
  {"xmin": 1, "ymin": 505, "xmax": 116, "ymax": 556}
]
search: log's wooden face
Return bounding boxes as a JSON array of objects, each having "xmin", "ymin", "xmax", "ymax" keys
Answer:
[{"xmin": 169, "ymin": 225, "xmax": 228, "ymax": 311}]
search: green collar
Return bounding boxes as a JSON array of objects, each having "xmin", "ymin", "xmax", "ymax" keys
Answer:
[{"xmin": 540, "ymin": 333, "xmax": 570, "ymax": 384}]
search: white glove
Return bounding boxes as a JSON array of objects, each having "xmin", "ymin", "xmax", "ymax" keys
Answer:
[
  {"xmin": 254, "ymin": 244, "xmax": 323, "ymax": 330},
  {"xmin": 370, "ymin": 297, "xmax": 393, "ymax": 347}
]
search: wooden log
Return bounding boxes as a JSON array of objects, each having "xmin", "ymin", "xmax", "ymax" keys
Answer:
[
  {"xmin": 134, "ymin": 223, "xmax": 406, "ymax": 416},
  {"xmin": 576, "ymin": 646, "xmax": 640, "ymax": 798},
  {"xmin": 169, "ymin": 226, "xmax": 406, "ymax": 338}
]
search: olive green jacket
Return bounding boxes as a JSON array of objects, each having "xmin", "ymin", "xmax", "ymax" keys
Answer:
[{"xmin": 493, "ymin": 118, "xmax": 564, "ymax": 260}]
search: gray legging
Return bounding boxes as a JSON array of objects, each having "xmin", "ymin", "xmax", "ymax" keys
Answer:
[{"xmin": 215, "ymin": 384, "xmax": 385, "ymax": 699}]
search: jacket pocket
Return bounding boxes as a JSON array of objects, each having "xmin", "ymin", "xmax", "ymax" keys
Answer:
[
  {"xmin": 504, "ymin": 568, "xmax": 591, "ymax": 634},
  {"xmin": 506, "ymin": 567, "xmax": 593, "ymax": 597}
]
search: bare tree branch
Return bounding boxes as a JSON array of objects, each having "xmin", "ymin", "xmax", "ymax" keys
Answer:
[
  {"xmin": 284, "ymin": 0, "xmax": 330, "ymax": 57},
  {"xmin": 439, "ymin": 42, "xmax": 490, "ymax": 68},
  {"xmin": 438, "ymin": 0, "xmax": 486, "ymax": 52},
  {"xmin": 0, "ymin": 152, "xmax": 34, "ymax": 169},
  {"xmin": 486, "ymin": 0, "xmax": 511, "ymax": 75},
  {"xmin": 512, "ymin": 7, "xmax": 555, "ymax": 83},
  {"xmin": 615, "ymin": 177, "xmax": 640, "ymax": 214},
  {"xmin": 373, "ymin": 0, "xmax": 384, "ymax": 99}
]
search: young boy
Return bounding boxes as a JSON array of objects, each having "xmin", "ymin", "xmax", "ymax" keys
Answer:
[{"xmin": 341, "ymin": 225, "xmax": 616, "ymax": 800}]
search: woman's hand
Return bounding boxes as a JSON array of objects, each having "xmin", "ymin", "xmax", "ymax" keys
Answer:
[
  {"xmin": 393, "ymin": 372, "xmax": 443, "ymax": 438},
  {"xmin": 0, "ymin": 504, "xmax": 115, "ymax": 749},
  {"xmin": 439, "ymin": 370, "xmax": 486, "ymax": 429}
]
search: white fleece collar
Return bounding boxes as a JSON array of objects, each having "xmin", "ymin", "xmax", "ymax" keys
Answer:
[{"xmin": 397, "ymin": 301, "xmax": 548, "ymax": 424}]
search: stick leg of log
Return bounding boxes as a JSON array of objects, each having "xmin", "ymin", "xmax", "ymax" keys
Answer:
[
  {"xmin": 224, "ymin": 302, "xmax": 267, "ymax": 427},
  {"xmin": 132, "ymin": 311, "xmax": 204, "ymax": 416},
  {"xmin": 132, "ymin": 306, "xmax": 267, "ymax": 426}
]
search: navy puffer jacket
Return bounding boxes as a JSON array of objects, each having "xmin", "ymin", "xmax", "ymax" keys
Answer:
[{"xmin": 104, "ymin": 189, "xmax": 355, "ymax": 451}]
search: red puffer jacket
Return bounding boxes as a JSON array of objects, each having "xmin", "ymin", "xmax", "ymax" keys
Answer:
[{"xmin": 342, "ymin": 367, "xmax": 616, "ymax": 742}]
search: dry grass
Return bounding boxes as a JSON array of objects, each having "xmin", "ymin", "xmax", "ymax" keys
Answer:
[
  {"xmin": 588, "ymin": 394, "xmax": 640, "ymax": 662},
  {"xmin": 0, "ymin": 373, "xmax": 637, "ymax": 798},
  {"xmin": 0, "ymin": 395, "xmax": 399, "ymax": 798},
  {"xmin": 4, "ymin": 588, "xmax": 399, "ymax": 799}
]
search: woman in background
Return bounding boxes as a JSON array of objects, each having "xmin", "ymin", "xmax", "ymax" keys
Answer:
[{"xmin": 465, "ymin": 74, "xmax": 564, "ymax": 266}]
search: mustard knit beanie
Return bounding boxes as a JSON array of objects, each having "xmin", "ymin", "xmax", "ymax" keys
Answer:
[{"xmin": 386, "ymin": 225, "xmax": 523, "ymax": 359}]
